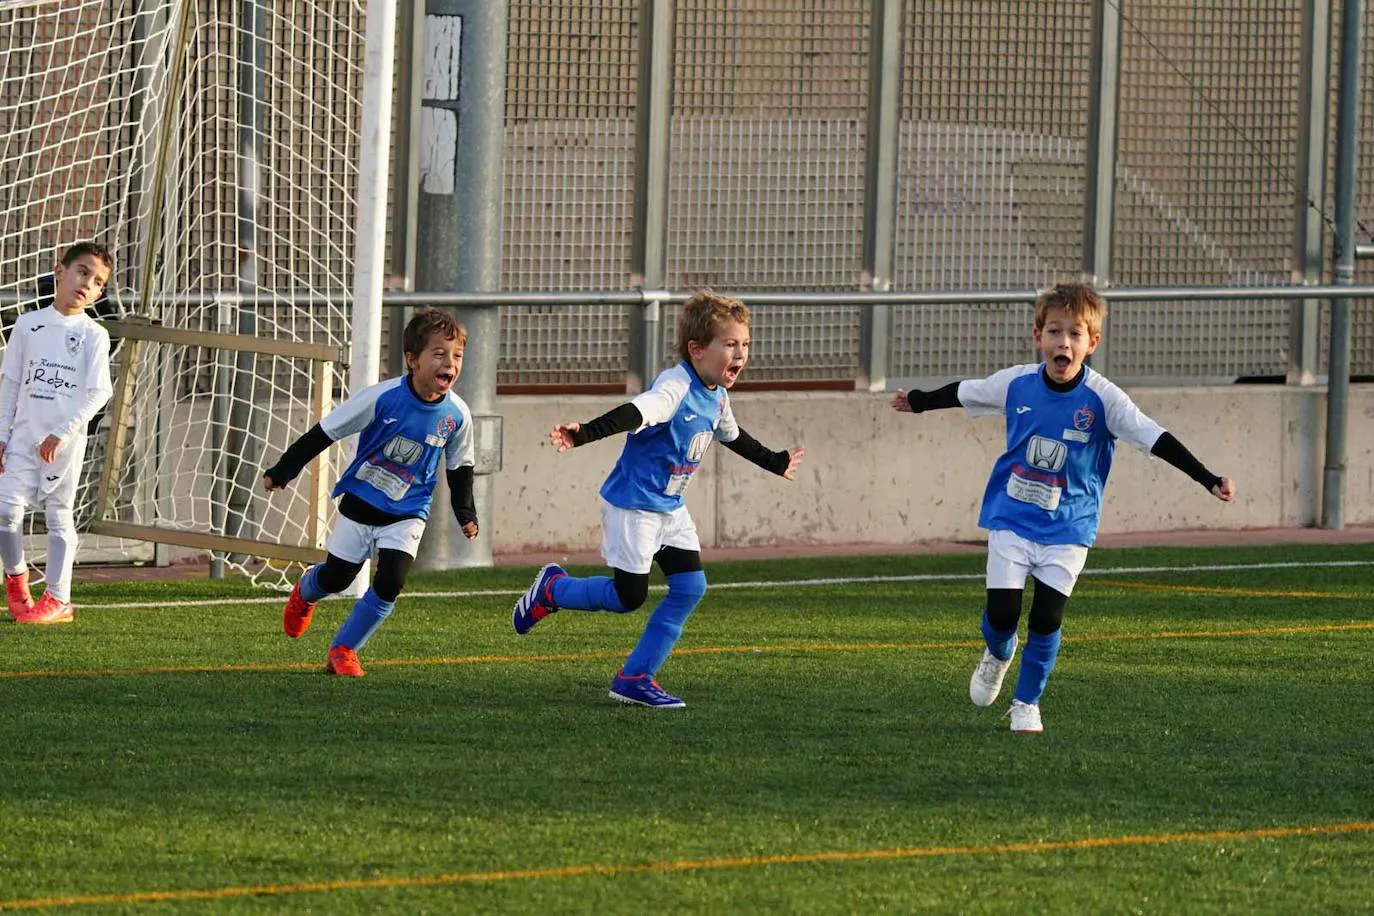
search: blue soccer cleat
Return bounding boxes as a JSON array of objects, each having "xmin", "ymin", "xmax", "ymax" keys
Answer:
[
  {"xmin": 608, "ymin": 670, "xmax": 686, "ymax": 708},
  {"xmin": 512, "ymin": 563, "xmax": 565, "ymax": 635}
]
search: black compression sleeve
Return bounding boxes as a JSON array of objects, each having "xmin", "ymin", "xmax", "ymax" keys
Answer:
[
  {"xmin": 906, "ymin": 381, "xmax": 962, "ymax": 413},
  {"xmin": 447, "ymin": 465, "xmax": 477, "ymax": 525},
  {"xmin": 570, "ymin": 403, "xmax": 643, "ymax": 447},
  {"xmin": 1150, "ymin": 431, "xmax": 1223, "ymax": 491},
  {"xmin": 263, "ymin": 424, "xmax": 333, "ymax": 486},
  {"xmin": 721, "ymin": 427, "xmax": 791, "ymax": 476}
]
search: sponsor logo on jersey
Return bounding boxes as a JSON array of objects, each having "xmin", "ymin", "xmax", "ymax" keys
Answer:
[
  {"xmin": 683, "ymin": 413, "xmax": 697, "ymax": 422},
  {"xmin": 382, "ymin": 436, "xmax": 424, "ymax": 466},
  {"xmin": 1015, "ymin": 406, "xmax": 1032, "ymax": 414},
  {"xmin": 1026, "ymin": 435, "xmax": 1067, "ymax": 472},
  {"xmin": 1073, "ymin": 406, "xmax": 1095, "ymax": 431},
  {"xmin": 31, "ymin": 324, "xmax": 44, "ymax": 332}
]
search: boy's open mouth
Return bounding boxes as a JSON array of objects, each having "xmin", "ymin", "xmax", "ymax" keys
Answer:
[
  {"xmin": 1052, "ymin": 355, "xmax": 1072, "ymax": 369},
  {"xmin": 436, "ymin": 372, "xmax": 455, "ymax": 386}
]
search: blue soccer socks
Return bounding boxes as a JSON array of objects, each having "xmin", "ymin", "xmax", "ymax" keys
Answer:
[
  {"xmin": 298, "ymin": 563, "xmax": 328, "ymax": 603},
  {"xmin": 1013, "ymin": 628, "xmax": 1062, "ymax": 705},
  {"xmin": 550, "ymin": 574, "xmax": 626, "ymax": 613},
  {"xmin": 981, "ymin": 608, "xmax": 1018, "ymax": 662},
  {"xmin": 331, "ymin": 587, "xmax": 395, "ymax": 652},
  {"xmin": 621, "ymin": 570, "xmax": 707, "ymax": 678}
]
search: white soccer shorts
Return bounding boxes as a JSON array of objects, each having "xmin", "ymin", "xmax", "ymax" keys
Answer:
[
  {"xmin": 0, "ymin": 436, "xmax": 81, "ymax": 512},
  {"xmin": 985, "ymin": 528, "xmax": 1089, "ymax": 597},
  {"xmin": 599, "ymin": 499, "xmax": 701, "ymax": 575},
  {"xmin": 325, "ymin": 513, "xmax": 428, "ymax": 563}
]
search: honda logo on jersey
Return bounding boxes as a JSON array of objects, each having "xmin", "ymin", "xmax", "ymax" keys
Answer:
[
  {"xmin": 1026, "ymin": 435, "xmax": 1067, "ymax": 472},
  {"xmin": 383, "ymin": 436, "xmax": 424, "ymax": 466}
]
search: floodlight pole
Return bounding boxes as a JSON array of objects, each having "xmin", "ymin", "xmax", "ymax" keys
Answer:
[{"xmin": 1322, "ymin": 0, "xmax": 1362, "ymax": 529}]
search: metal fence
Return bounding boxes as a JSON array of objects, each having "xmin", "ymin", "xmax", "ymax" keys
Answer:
[{"xmin": 494, "ymin": 0, "xmax": 1374, "ymax": 388}]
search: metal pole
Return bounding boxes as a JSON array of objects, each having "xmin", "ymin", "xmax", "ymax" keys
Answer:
[
  {"xmin": 1322, "ymin": 0, "xmax": 1362, "ymax": 529},
  {"xmin": 629, "ymin": 0, "xmax": 675, "ymax": 392},
  {"xmin": 343, "ymin": 0, "xmax": 397, "ymax": 592},
  {"xmin": 413, "ymin": 0, "xmax": 507, "ymax": 570},
  {"xmin": 223, "ymin": 0, "xmax": 265, "ymax": 559},
  {"xmin": 388, "ymin": 0, "xmax": 424, "ymax": 377},
  {"xmin": 858, "ymin": 0, "xmax": 903, "ymax": 393},
  {"xmin": 1082, "ymin": 0, "xmax": 1123, "ymax": 375},
  {"xmin": 1289, "ymin": 0, "xmax": 1331, "ymax": 385}
]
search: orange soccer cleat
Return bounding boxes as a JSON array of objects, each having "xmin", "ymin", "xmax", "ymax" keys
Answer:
[
  {"xmin": 5, "ymin": 569, "xmax": 34, "ymax": 620},
  {"xmin": 282, "ymin": 579, "xmax": 318, "ymax": 638},
  {"xmin": 21, "ymin": 592, "xmax": 74, "ymax": 625},
  {"xmin": 325, "ymin": 645, "xmax": 365, "ymax": 677}
]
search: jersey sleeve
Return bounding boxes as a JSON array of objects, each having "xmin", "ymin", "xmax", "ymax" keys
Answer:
[
  {"xmin": 446, "ymin": 397, "xmax": 476, "ymax": 470},
  {"xmin": 957, "ymin": 365, "xmax": 1035, "ymax": 418},
  {"xmin": 1096, "ymin": 377, "xmax": 1166, "ymax": 453},
  {"xmin": 714, "ymin": 391, "xmax": 739, "ymax": 442},
  {"xmin": 319, "ymin": 381, "xmax": 386, "ymax": 439},
  {"xmin": 628, "ymin": 366, "xmax": 690, "ymax": 429}
]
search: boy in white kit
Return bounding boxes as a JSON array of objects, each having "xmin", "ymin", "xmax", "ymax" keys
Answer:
[{"xmin": 0, "ymin": 242, "xmax": 114, "ymax": 624}]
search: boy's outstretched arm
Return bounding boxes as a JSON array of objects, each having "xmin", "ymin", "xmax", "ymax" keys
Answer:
[
  {"xmin": 721, "ymin": 428, "xmax": 804, "ymax": 480},
  {"xmin": 262, "ymin": 424, "xmax": 334, "ymax": 491},
  {"xmin": 1150, "ymin": 432, "xmax": 1236, "ymax": 501},
  {"xmin": 891, "ymin": 381, "xmax": 962, "ymax": 414},
  {"xmin": 447, "ymin": 464, "xmax": 479, "ymax": 538},
  {"xmin": 550, "ymin": 403, "xmax": 643, "ymax": 452}
]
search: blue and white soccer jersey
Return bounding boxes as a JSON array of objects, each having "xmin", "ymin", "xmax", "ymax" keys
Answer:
[
  {"xmin": 318, "ymin": 376, "xmax": 474, "ymax": 560},
  {"xmin": 598, "ymin": 362, "xmax": 739, "ymax": 573},
  {"xmin": 959, "ymin": 364, "xmax": 1164, "ymax": 592}
]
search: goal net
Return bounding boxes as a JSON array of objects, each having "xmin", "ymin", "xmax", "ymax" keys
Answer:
[{"xmin": 0, "ymin": 1, "xmax": 369, "ymax": 587}]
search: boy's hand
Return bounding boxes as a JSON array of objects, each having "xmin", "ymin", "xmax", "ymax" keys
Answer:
[
  {"xmin": 461, "ymin": 520, "xmax": 479, "ymax": 540},
  {"xmin": 891, "ymin": 390, "xmax": 913, "ymax": 413},
  {"xmin": 1211, "ymin": 477, "xmax": 1236, "ymax": 502},
  {"xmin": 782, "ymin": 447, "xmax": 805, "ymax": 481},
  {"xmin": 551, "ymin": 423, "xmax": 579, "ymax": 452},
  {"xmin": 0, "ymin": 441, "xmax": 6, "ymax": 473},
  {"xmin": 262, "ymin": 473, "xmax": 286, "ymax": 493},
  {"xmin": 38, "ymin": 434, "xmax": 62, "ymax": 463}
]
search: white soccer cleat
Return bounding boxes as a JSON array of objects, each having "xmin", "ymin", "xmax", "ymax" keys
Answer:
[
  {"xmin": 1008, "ymin": 700, "xmax": 1043, "ymax": 733},
  {"xmin": 969, "ymin": 637, "xmax": 1017, "ymax": 707}
]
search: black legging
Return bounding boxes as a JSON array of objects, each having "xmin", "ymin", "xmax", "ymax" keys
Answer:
[
  {"xmin": 314, "ymin": 548, "xmax": 414, "ymax": 603},
  {"xmin": 609, "ymin": 545, "xmax": 703, "ymax": 611},
  {"xmin": 985, "ymin": 577, "xmax": 1069, "ymax": 635}
]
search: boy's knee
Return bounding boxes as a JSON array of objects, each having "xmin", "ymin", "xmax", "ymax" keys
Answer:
[
  {"xmin": 0, "ymin": 502, "xmax": 23, "ymax": 531},
  {"xmin": 613, "ymin": 576, "xmax": 649, "ymax": 612},
  {"xmin": 44, "ymin": 506, "xmax": 75, "ymax": 537},
  {"xmin": 668, "ymin": 569, "xmax": 708, "ymax": 603}
]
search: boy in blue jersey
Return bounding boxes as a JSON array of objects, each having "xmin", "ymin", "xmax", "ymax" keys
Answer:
[
  {"xmin": 892, "ymin": 281, "xmax": 1235, "ymax": 733},
  {"xmin": 512, "ymin": 290, "xmax": 804, "ymax": 708},
  {"xmin": 262, "ymin": 308, "xmax": 478, "ymax": 677}
]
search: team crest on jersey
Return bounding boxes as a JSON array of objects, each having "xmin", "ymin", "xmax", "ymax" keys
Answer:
[
  {"xmin": 1072, "ymin": 407, "xmax": 1095, "ymax": 431},
  {"xmin": 65, "ymin": 332, "xmax": 82, "ymax": 356},
  {"xmin": 437, "ymin": 415, "xmax": 456, "ymax": 438}
]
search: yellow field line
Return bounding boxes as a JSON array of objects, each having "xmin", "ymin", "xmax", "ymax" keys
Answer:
[
  {"xmin": 1089, "ymin": 578, "xmax": 1372, "ymax": 600},
  {"xmin": 2, "ymin": 820, "xmax": 1371, "ymax": 911},
  {"xmin": 2, "ymin": 621, "xmax": 1372, "ymax": 681}
]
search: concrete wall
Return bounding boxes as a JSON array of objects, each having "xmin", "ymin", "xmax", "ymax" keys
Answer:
[{"xmin": 491, "ymin": 385, "xmax": 1374, "ymax": 555}]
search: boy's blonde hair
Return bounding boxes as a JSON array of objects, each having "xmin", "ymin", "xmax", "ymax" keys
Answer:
[
  {"xmin": 677, "ymin": 289, "xmax": 750, "ymax": 361},
  {"xmin": 1034, "ymin": 281, "xmax": 1107, "ymax": 337}
]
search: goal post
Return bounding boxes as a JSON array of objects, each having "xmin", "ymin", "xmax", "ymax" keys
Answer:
[{"xmin": 0, "ymin": 1, "xmax": 389, "ymax": 586}]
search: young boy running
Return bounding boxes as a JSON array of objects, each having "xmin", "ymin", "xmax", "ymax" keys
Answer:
[
  {"xmin": 262, "ymin": 308, "xmax": 477, "ymax": 677},
  {"xmin": 0, "ymin": 242, "xmax": 114, "ymax": 624},
  {"xmin": 891, "ymin": 281, "xmax": 1235, "ymax": 733},
  {"xmin": 512, "ymin": 289, "xmax": 804, "ymax": 708}
]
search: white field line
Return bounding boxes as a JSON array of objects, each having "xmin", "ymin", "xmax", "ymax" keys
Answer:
[{"xmin": 85, "ymin": 559, "xmax": 1374, "ymax": 610}]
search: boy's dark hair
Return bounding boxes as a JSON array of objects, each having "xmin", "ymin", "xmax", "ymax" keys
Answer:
[
  {"xmin": 676, "ymin": 288, "xmax": 750, "ymax": 361},
  {"xmin": 1034, "ymin": 281, "xmax": 1106, "ymax": 336},
  {"xmin": 403, "ymin": 307, "xmax": 467, "ymax": 355},
  {"xmin": 60, "ymin": 241, "xmax": 114, "ymax": 272}
]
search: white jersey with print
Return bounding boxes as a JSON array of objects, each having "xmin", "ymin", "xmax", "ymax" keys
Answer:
[
  {"xmin": 958, "ymin": 364, "xmax": 1164, "ymax": 547},
  {"xmin": 0, "ymin": 306, "xmax": 112, "ymax": 494}
]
